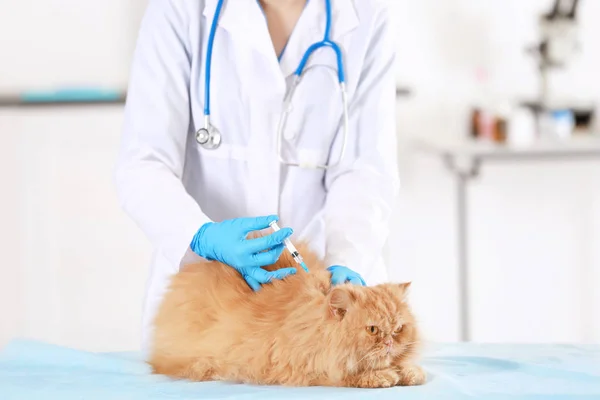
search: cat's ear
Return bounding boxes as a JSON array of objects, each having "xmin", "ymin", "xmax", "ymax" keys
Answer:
[
  {"xmin": 388, "ymin": 282, "xmax": 411, "ymax": 302},
  {"xmin": 328, "ymin": 286, "xmax": 357, "ymax": 319},
  {"xmin": 399, "ymin": 282, "xmax": 411, "ymax": 293}
]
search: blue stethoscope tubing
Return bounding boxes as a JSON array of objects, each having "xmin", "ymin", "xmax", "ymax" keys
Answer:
[
  {"xmin": 294, "ymin": 0, "xmax": 345, "ymax": 84},
  {"xmin": 197, "ymin": 0, "xmax": 349, "ymax": 170}
]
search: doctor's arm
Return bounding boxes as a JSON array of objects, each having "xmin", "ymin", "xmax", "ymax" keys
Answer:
[
  {"xmin": 115, "ymin": 0, "xmax": 294, "ymax": 287},
  {"xmin": 323, "ymin": 8, "xmax": 399, "ymax": 283},
  {"xmin": 116, "ymin": 0, "xmax": 207, "ymax": 269}
]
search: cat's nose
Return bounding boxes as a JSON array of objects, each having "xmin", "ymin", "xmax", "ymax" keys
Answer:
[{"xmin": 384, "ymin": 338, "xmax": 393, "ymax": 347}]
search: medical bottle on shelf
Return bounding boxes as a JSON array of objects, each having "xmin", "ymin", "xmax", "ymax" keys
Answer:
[
  {"xmin": 471, "ymin": 67, "xmax": 508, "ymax": 144},
  {"xmin": 551, "ymin": 109, "xmax": 575, "ymax": 139}
]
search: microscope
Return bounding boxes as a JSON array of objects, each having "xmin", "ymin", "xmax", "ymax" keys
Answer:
[
  {"xmin": 524, "ymin": 0, "xmax": 595, "ymax": 136},
  {"xmin": 530, "ymin": 0, "xmax": 580, "ymax": 107}
]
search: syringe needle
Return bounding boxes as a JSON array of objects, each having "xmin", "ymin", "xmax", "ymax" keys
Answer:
[{"xmin": 269, "ymin": 221, "xmax": 309, "ymax": 272}]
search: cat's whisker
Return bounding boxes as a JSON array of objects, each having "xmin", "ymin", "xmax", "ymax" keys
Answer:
[
  {"xmin": 367, "ymin": 357, "xmax": 378, "ymax": 373},
  {"xmin": 401, "ymin": 341, "xmax": 419, "ymax": 348},
  {"xmin": 356, "ymin": 349, "xmax": 378, "ymax": 365}
]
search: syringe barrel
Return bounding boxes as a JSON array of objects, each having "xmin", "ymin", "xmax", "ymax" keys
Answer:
[{"xmin": 269, "ymin": 221, "xmax": 300, "ymax": 256}]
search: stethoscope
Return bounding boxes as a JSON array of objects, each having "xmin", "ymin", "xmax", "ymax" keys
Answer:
[{"xmin": 196, "ymin": 0, "xmax": 349, "ymax": 170}]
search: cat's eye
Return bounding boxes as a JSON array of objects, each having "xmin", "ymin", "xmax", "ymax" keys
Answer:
[
  {"xmin": 366, "ymin": 326, "xmax": 379, "ymax": 335},
  {"xmin": 393, "ymin": 326, "xmax": 404, "ymax": 335}
]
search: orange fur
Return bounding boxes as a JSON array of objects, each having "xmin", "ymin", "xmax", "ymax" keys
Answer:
[{"xmin": 149, "ymin": 243, "xmax": 425, "ymax": 388}]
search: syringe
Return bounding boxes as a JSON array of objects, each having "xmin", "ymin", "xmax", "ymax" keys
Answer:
[{"xmin": 269, "ymin": 221, "xmax": 309, "ymax": 272}]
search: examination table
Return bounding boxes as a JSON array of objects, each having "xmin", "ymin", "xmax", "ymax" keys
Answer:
[{"xmin": 1, "ymin": 339, "xmax": 598, "ymax": 399}]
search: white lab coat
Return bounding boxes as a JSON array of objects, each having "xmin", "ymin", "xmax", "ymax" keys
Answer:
[{"xmin": 115, "ymin": 0, "xmax": 399, "ymax": 352}]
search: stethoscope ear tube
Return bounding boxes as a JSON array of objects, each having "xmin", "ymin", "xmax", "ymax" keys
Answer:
[{"xmin": 276, "ymin": 72, "xmax": 349, "ymax": 170}]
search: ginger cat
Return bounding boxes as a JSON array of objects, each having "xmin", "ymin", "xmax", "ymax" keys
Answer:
[{"xmin": 149, "ymin": 243, "xmax": 426, "ymax": 388}]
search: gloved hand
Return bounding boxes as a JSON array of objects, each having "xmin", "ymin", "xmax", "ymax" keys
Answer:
[
  {"xmin": 191, "ymin": 215, "xmax": 297, "ymax": 291},
  {"xmin": 327, "ymin": 265, "xmax": 366, "ymax": 286}
]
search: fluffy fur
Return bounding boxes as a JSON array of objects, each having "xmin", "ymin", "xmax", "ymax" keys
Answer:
[{"xmin": 149, "ymin": 243, "xmax": 426, "ymax": 388}]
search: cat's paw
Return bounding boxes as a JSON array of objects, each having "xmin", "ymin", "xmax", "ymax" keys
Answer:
[
  {"xmin": 354, "ymin": 369, "xmax": 399, "ymax": 388},
  {"xmin": 397, "ymin": 364, "xmax": 426, "ymax": 386}
]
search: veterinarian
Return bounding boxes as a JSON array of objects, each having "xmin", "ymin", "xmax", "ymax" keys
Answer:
[{"xmin": 115, "ymin": 0, "xmax": 399, "ymax": 351}]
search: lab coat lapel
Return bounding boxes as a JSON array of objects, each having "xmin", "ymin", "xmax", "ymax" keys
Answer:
[
  {"xmin": 202, "ymin": 0, "xmax": 275, "ymax": 60},
  {"xmin": 279, "ymin": 0, "xmax": 359, "ymax": 78}
]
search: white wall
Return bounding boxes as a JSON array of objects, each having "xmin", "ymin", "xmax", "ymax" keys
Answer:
[
  {"xmin": 1, "ymin": 0, "xmax": 599, "ymax": 351},
  {"xmin": 387, "ymin": 0, "xmax": 600, "ymax": 344},
  {"xmin": 0, "ymin": 0, "xmax": 146, "ymax": 92}
]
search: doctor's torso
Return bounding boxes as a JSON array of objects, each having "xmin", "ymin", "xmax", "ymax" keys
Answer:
[{"xmin": 180, "ymin": 0, "xmax": 371, "ymax": 247}]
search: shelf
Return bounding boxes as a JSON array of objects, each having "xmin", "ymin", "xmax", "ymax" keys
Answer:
[
  {"xmin": 0, "ymin": 92, "xmax": 127, "ymax": 108},
  {"xmin": 412, "ymin": 135, "xmax": 600, "ymax": 161},
  {"xmin": 1, "ymin": 86, "xmax": 409, "ymax": 106}
]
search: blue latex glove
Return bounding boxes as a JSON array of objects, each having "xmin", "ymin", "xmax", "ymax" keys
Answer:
[
  {"xmin": 327, "ymin": 265, "xmax": 366, "ymax": 286},
  {"xmin": 191, "ymin": 215, "xmax": 297, "ymax": 291}
]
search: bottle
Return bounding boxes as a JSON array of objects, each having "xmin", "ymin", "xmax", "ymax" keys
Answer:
[{"xmin": 551, "ymin": 109, "xmax": 574, "ymax": 140}]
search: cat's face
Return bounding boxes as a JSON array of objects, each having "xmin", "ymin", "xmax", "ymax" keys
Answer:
[{"xmin": 328, "ymin": 283, "xmax": 419, "ymax": 371}]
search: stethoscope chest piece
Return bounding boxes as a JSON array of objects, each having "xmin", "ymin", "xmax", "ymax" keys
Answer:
[{"xmin": 196, "ymin": 124, "xmax": 221, "ymax": 149}]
